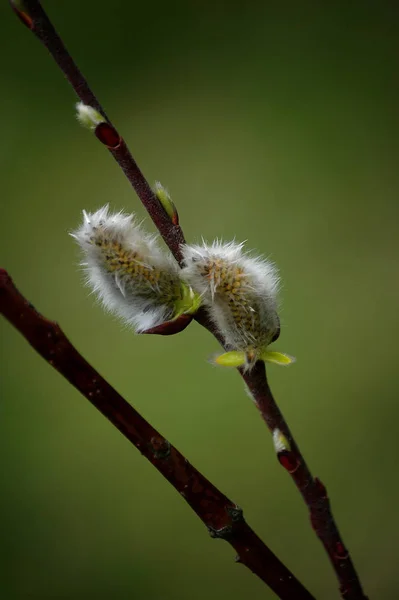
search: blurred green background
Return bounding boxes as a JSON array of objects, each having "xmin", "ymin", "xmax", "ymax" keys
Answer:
[{"xmin": 1, "ymin": 1, "xmax": 398, "ymax": 598}]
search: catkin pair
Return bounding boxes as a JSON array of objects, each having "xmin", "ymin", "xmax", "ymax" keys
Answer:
[{"xmin": 72, "ymin": 203, "xmax": 293, "ymax": 371}]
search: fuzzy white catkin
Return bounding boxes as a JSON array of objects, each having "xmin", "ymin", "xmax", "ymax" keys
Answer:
[
  {"xmin": 71, "ymin": 205, "xmax": 183, "ymax": 332},
  {"xmin": 75, "ymin": 102, "xmax": 105, "ymax": 129},
  {"xmin": 181, "ymin": 240, "xmax": 280, "ymax": 362}
]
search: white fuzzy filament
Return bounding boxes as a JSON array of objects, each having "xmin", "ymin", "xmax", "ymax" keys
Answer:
[
  {"xmin": 71, "ymin": 206, "xmax": 182, "ymax": 332},
  {"xmin": 181, "ymin": 240, "xmax": 280, "ymax": 367}
]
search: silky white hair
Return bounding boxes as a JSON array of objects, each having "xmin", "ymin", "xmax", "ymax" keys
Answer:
[
  {"xmin": 71, "ymin": 205, "xmax": 182, "ymax": 332},
  {"xmin": 181, "ymin": 240, "xmax": 280, "ymax": 361},
  {"xmin": 75, "ymin": 102, "xmax": 104, "ymax": 129}
]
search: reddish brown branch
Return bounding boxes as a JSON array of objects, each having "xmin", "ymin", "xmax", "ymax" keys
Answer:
[
  {"xmin": 9, "ymin": 1, "xmax": 368, "ymax": 598},
  {"xmin": 0, "ymin": 269, "xmax": 314, "ymax": 600},
  {"xmin": 12, "ymin": 0, "xmax": 185, "ymax": 262},
  {"xmin": 243, "ymin": 365, "xmax": 367, "ymax": 600}
]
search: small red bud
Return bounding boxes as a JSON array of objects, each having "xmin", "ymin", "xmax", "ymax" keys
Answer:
[
  {"xmin": 314, "ymin": 477, "xmax": 328, "ymax": 499},
  {"xmin": 334, "ymin": 541, "xmax": 349, "ymax": 560},
  {"xmin": 278, "ymin": 451, "xmax": 301, "ymax": 474},
  {"xmin": 141, "ymin": 313, "xmax": 193, "ymax": 336},
  {"xmin": 12, "ymin": 5, "xmax": 34, "ymax": 29},
  {"xmin": 94, "ymin": 122, "xmax": 121, "ymax": 149}
]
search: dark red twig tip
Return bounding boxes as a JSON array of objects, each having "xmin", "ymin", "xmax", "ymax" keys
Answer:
[{"xmin": 10, "ymin": 1, "xmax": 34, "ymax": 29}]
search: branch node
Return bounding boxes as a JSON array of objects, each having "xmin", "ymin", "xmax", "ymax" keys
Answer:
[
  {"xmin": 150, "ymin": 435, "xmax": 171, "ymax": 459},
  {"xmin": 226, "ymin": 504, "xmax": 244, "ymax": 522},
  {"xmin": 208, "ymin": 525, "xmax": 233, "ymax": 540}
]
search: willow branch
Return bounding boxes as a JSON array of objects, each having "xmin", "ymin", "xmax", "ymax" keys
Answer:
[
  {"xmin": 0, "ymin": 269, "xmax": 314, "ymax": 600},
  {"xmin": 242, "ymin": 365, "xmax": 368, "ymax": 599},
  {"xmin": 10, "ymin": 2, "xmax": 368, "ymax": 599}
]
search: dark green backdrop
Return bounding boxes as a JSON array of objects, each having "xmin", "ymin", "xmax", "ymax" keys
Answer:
[{"xmin": 1, "ymin": 1, "xmax": 399, "ymax": 599}]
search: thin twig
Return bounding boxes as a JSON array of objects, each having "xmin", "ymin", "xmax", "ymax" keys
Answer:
[
  {"xmin": 242, "ymin": 365, "xmax": 366, "ymax": 599},
  {"xmin": 0, "ymin": 268, "xmax": 314, "ymax": 600},
  {"xmin": 9, "ymin": 2, "xmax": 368, "ymax": 598},
  {"xmin": 11, "ymin": 0, "xmax": 186, "ymax": 262}
]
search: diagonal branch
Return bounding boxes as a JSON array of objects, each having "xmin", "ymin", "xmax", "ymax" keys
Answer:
[
  {"xmin": 0, "ymin": 268, "xmax": 314, "ymax": 600},
  {"xmin": 242, "ymin": 365, "xmax": 366, "ymax": 599},
  {"xmin": 11, "ymin": 0, "xmax": 186, "ymax": 262},
  {"xmin": 9, "ymin": 2, "xmax": 368, "ymax": 599}
]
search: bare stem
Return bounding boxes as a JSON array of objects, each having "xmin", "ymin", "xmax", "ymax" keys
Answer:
[
  {"xmin": 0, "ymin": 269, "xmax": 314, "ymax": 600},
  {"xmin": 242, "ymin": 365, "xmax": 367, "ymax": 600},
  {"xmin": 9, "ymin": 1, "xmax": 368, "ymax": 598}
]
